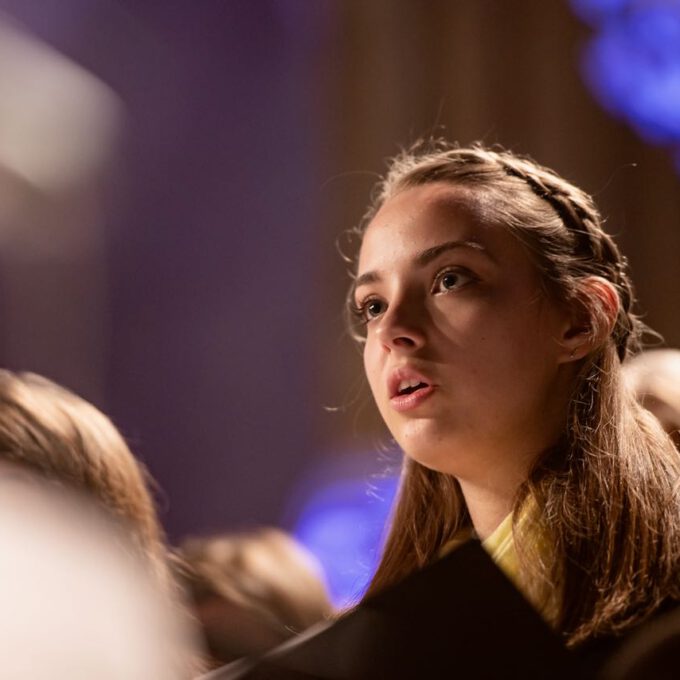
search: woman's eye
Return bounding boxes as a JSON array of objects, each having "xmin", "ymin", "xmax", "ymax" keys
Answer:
[
  {"xmin": 351, "ymin": 296, "xmax": 387, "ymax": 325},
  {"xmin": 434, "ymin": 269, "xmax": 473, "ymax": 293},
  {"xmin": 364, "ymin": 299, "xmax": 386, "ymax": 320}
]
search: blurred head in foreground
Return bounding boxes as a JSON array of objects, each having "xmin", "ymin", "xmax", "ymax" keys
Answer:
[
  {"xmin": 623, "ymin": 349, "xmax": 680, "ymax": 445},
  {"xmin": 177, "ymin": 528, "xmax": 333, "ymax": 668},
  {"xmin": 0, "ymin": 469, "xmax": 198, "ymax": 679},
  {"xmin": 0, "ymin": 370, "xmax": 168, "ymax": 581}
]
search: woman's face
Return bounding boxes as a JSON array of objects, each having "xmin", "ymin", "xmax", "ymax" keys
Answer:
[{"xmin": 354, "ymin": 183, "xmax": 575, "ymax": 482}]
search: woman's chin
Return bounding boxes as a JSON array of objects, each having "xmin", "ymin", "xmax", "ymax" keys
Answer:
[{"xmin": 399, "ymin": 440, "xmax": 465, "ymax": 476}]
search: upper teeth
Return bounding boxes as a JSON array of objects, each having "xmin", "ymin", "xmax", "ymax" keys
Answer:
[{"xmin": 398, "ymin": 379, "xmax": 423, "ymax": 392}]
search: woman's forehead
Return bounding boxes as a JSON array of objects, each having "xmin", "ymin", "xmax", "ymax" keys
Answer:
[
  {"xmin": 375, "ymin": 182, "xmax": 482, "ymax": 223},
  {"xmin": 358, "ymin": 183, "xmax": 517, "ymax": 270}
]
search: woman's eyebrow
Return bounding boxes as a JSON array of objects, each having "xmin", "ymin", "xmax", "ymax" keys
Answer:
[
  {"xmin": 353, "ymin": 270, "xmax": 380, "ymax": 289},
  {"xmin": 354, "ymin": 239, "xmax": 489, "ymax": 290},
  {"xmin": 414, "ymin": 239, "xmax": 488, "ymax": 267}
]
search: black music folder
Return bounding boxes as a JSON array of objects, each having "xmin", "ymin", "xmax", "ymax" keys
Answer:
[{"xmin": 202, "ymin": 540, "xmax": 583, "ymax": 679}]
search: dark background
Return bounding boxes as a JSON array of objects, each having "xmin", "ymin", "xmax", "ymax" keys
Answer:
[{"xmin": 0, "ymin": 0, "xmax": 678, "ymax": 541}]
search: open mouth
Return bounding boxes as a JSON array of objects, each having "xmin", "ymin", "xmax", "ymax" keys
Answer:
[
  {"xmin": 396, "ymin": 379, "xmax": 429, "ymax": 397},
  {"xmin": 388, "ymin": 372, "xmax": 435, "ymax": 412}
]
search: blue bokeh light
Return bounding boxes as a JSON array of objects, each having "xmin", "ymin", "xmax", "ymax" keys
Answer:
[
  {"xmin": 571, "ymin": 0, "xmax": 680, "ymax": 170},
  {"xmin": 292, "ymin": 473, "xmax": 399, "ymax": 608},
  {"xmin": 570, "ymin": 0, "xmax": 631, "ymax": 26}
]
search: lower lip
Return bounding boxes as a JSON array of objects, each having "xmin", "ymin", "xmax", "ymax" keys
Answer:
[{"xmin": 390, "ymin": 385, "xmax": 435, "ymax": 412}]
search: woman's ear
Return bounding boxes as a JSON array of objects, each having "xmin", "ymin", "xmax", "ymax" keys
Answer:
[{"xmin": 558, "ymin": 276, "xmax": 620, "ymax": 364}]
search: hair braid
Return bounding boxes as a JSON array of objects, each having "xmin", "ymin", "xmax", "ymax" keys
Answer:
[
  {"xmin": 369, "ymin": 142, "xmax": 641, "ymax": 361},
  {"xmin": 491, "ymin": 151, "xmax": 640, "ymax": 360}
]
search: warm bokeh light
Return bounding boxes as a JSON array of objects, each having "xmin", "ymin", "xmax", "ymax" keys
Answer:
[{"xmin": 0, "ymin": 15, "xmax": 122, "ymax": 196}]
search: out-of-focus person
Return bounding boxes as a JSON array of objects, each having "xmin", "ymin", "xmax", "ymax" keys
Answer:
[
  {"xmin": 0, "ymin": 466, "xmax": 199, "ymax": 679},
  {"xmin": 0, "ymin": 369, "xmax": 206, "ymax": 676},
  {"xmin": 623, "ymin": 348, "xmax": 680, "ymax": 445},
  {"xmin": 0, "ymin": 369, "xmax": 169, "ymax": 583},
  {"xmin": 176, "ymin": 528, "xmax": 333, "ymax": 670}
]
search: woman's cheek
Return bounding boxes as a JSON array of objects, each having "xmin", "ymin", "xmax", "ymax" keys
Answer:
[{"xmin": 363, "ymin": 339, "xmax": 384, "ymax": 398}]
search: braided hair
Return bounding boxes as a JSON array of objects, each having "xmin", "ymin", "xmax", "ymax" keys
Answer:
[
  {"xmin": 366, "ymin": 142, "xmax": 639, "ymax": 360},
  {"xmin": 355, "ymin": 141, "xmax": 680, "ymax": 646}
]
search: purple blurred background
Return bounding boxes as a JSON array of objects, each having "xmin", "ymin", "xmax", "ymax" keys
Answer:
[{"xmin": 0, "ymin": 0, "xmax": 678, "ymax": 568}]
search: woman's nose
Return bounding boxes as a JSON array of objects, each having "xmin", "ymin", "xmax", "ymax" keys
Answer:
[{"xmin": 375, "ymin": 299, "xmax": 427, "ymax": 351}]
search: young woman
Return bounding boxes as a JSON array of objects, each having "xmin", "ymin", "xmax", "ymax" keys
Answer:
[{"xmin": 348, "ymin": 141, "xmax": 680, "ymax": 652}]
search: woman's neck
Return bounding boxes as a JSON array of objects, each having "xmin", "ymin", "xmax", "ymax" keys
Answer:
[{"xmin": 457, "ymin": 478, "xmax": 519, "ymax": 541}]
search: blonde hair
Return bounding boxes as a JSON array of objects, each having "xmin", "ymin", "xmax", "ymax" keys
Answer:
[
  {"xmin": 177, "ymin": 528, "xmax": 332, "ymax": 666},
  {"xmin": 623, "ymin": 349, "xmax": 680, "ymax": 438},
  {"xmin": 351, "ymin": 141, "xmax": 680, "ymax": 647},
  {"xmin": 0, "ymin": 370, "xmax": 168, "ymax": 582}
]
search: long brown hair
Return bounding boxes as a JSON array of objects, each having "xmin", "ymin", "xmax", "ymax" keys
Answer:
[{"xmin": 351, "ymin": 141, "xmax": 680, "ymax": 647}]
